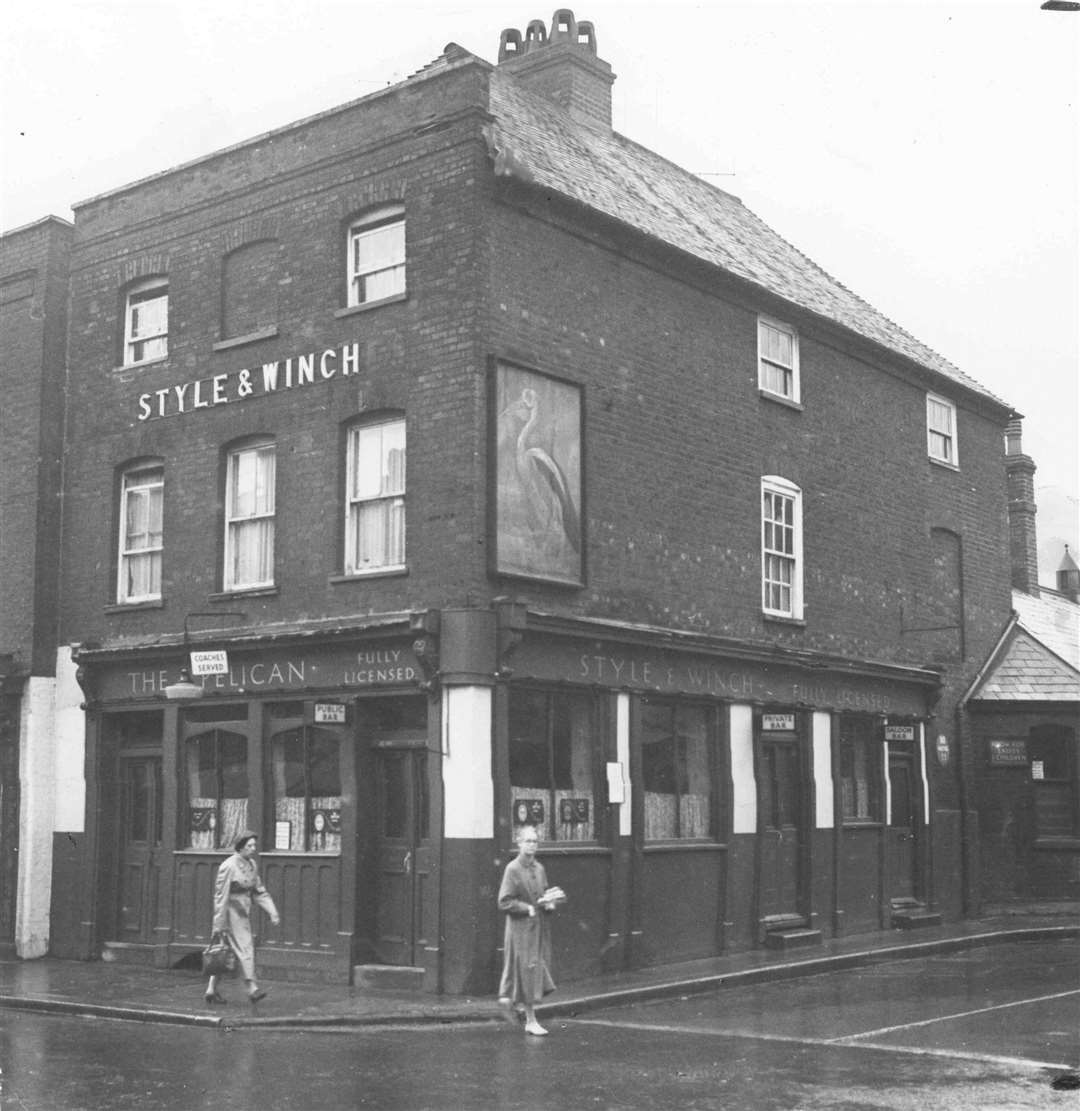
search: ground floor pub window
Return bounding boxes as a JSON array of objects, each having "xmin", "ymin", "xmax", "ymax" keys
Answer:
[
  {"xmin": 509, "ymin": 687, "xmax": 599, "ymax": 843},
  {"xmin": 1030, "ymin": 724, "xmax": 1078, "ymax": 839},
  {"xmin": 838, "ymin": 715, "xmax": 883, "ymax": 823},
  {"xmin": 268, "ymin": 701, "xmax": 343, "ymax": 852},
  {"xmin": 640, "ymin": 699, "xmax": 715, "ymax": 840},
  {"xmin": 183, "ymin": 704, "xmax": 250, "ymax": 849}
]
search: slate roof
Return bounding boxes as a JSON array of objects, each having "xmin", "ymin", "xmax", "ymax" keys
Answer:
[
  {"xmin": 485, "ymin": 65, "xmax": 1010, "ymax": 411},
  {"xmin": 970, "ymin": 590, "xmax": 1080, "ymax": 702}
]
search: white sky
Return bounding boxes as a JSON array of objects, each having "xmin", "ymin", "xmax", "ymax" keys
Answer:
[{"xmin": 3, "ymin": 0, "xmax": 1077, "ymax": 584}]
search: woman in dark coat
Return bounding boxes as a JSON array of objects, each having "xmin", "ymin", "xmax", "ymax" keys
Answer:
[
  {"xmin": 204, "ymin": 830, "xmax": 280, "ymax": 1005},
  {"xmin": 497, "ymin": 825, "xmax": 562, "ymax": 1036}
]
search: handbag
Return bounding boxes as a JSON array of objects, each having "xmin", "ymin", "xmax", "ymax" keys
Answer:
[{"xmin": 201, "ymin": 931, "xmax": 236, "ymax": 976}]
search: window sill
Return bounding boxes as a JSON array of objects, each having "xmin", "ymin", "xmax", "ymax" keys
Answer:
[
  {"xmin": 535, "ymin": 844, "xmax": 613, "ymax": 857},
  {"xmin": 105, "ymin": 600, "xmax": 165, "ymax": 614},
  {"xmin": 114, "ymin": 355, "xmax": 168, "ymax": 373},
  {"xmin": 841, "ymin": 820, "xmax": 883, "ymax": 830},
  {"xmin": 213, "ymin": 326, "xmax": 279, "ymax": 352},
  {"xmin": 334, "ymin": 292, "xmax": 408, "ymax": 318},
  {"xmin": 206, "ymin": 587, "xmax": 279, "ymax": 601},
  {"xmin": 758, "ymin": 388, "xmax": 803, "ymax": 412},
  {"xmin": 330, "ymin": 567, "xmax": 409, "ymax": 584},
  {"xmin": 1033, "ymin": 837, "xmax": 1080, "ymax": 851},
  {"xmin": 928, "ymin": 456, "xmax": 960, "ymax": 472},
  {"xmin": 643, "ymin": 840, "xmax": 726, "ymax": 853},
  {"xmin": 763, "ymin": 613, "xmax": 807, "ymax": 628}
]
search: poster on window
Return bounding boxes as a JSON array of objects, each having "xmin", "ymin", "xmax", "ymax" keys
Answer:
[{"xmin": 493, "ymin": 362, "xmax": 583, "ymax": 585}]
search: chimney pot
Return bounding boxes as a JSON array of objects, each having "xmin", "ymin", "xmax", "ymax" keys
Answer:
[
  {"xmin": 498, "ymin": 28, "xmax": 523, "ymax": 62},
  {"xmin": 524, "ymin": 19, "xmax": 549, "ymax": 52},
  {"xmin": 550, "ymin": 9, "xmax": 578, "ymax": 43}
]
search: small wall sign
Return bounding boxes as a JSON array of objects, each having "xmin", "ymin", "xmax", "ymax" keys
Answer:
[
  {"xmin": 936, "ymin": 734, "xmax": 951, "ymax": 766},
  {"xmin": 762, "ymin": 713, "xmax": 796, "ymax": 732},
  {"xmin": 989, "ymin": 739, "xmax": 1028, "ymax": 766},
  {"xmin": 189, "ymin": 650, "xmax": 229, "ymax": 676},
  {"xmin": 274, "ymin": 820, "xmax": 292, "ymax": 850},
  {"xmin": 885, "ymin": 725, "xmax": 915, "ymax": 742},
  {"xmin": 314, "ymin": 702, "xmax": 347, "ymax": 724}
]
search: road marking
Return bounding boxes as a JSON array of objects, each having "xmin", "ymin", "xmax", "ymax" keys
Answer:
[
  {"xmin": 564, "ymin": 1018, "xmax": 1075, "ymax": 1071},
  {"xmin": 829, "ymin": 988, "xmax": 1080, "ymax": 1042}
]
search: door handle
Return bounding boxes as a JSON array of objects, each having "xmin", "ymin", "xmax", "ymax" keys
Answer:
[{"xmin": 403, "ymin": 850, "xmax": 412, "ymax": 876}]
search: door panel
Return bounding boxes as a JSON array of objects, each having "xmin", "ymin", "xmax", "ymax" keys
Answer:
[
  {"xmin": 374, "ymin": 748, "xmax": 431, "ymax": 966},
  {"xmin": 116, "ymin": 757, "xmax": 162, "ymax": 942},
  {"xmin": 759, "ymin": 739, "xmax": 804, "ymax": 920},
  {"xmin": 887, "ymin": 751, "xmax": 917, "ymax": 901}
]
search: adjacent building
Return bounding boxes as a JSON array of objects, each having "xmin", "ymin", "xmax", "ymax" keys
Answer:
[{"xmin": 5, "ymin": 12, "xmax": 1053, "ymax": 994}]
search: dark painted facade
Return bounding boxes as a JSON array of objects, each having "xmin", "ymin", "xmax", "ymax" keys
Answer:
[{"xmin": 10, "ymin": 12, "xmax": 1031, "ymax": 991}]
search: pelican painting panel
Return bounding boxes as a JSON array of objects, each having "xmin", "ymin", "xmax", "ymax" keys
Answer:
[{"xmin": 493, "ymin": 363, "xmax": 583, "ymax": 585}]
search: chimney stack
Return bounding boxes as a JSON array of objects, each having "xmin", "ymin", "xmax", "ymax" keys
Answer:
[
  {"xmin": 497, "ymin": 9, "xmax": 615, "ymax": 128},
  {"xmin": 1004, "ymin": 417, "xmax": 1040, "ymax": 596}
]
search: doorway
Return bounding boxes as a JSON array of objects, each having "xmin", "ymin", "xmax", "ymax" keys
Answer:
[
  {"xmin": 758, "ymin": 733, "xmax": 808, "ymax": 923},
  {"xmin": 373, "ymin": 745, "xmax": 433, "ymax": 966},
  {"xmin": 116, "ymin": 754, "xmax": 163, "ymax": 942},
  {"xmin": 887, "ymin": 746, "xmax": 919, "ymax": 902}
]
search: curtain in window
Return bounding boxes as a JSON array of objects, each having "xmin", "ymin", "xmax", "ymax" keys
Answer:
[
  {"xmin": 642, "ymin": 703, "xmax": 711, "ymax": 840},
  {"xmin": 122, "ymin": 475, "xmax": 163, "ymax": 598},
  {"xmin": 186, "ymin": 731, "xmax": 249, "ymax": 849},
  {"xmin": 348, "ymin": 422, "xmax": 405, "ymax": 571},
  {"xmin": 227, "ymin": 445, "xmax": 275, "ymax": 587}
]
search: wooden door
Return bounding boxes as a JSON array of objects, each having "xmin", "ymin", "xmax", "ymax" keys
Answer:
[
  {"xmin": 116, "ymin": 755, "xmax": 163, "ymax": 942},
  {"xmin": 759, "ymin": 738, "xmax": 805, "ymax": 919},
  {"xmin": 887, "ymin": 749, "xmax": 917, "ymax": 901},
  {"xmin": 374, "ymin": 747, "xmax": 433, "ymax": 966}
]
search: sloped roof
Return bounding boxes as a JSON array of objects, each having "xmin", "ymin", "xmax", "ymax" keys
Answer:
[
  {"xmin": 1014, "ymin": 589, "xmax": 1080, "ymax": 671},
  {"xmin": 486, "ymin": 67, "xmax": 1010, "ymax": 410},
  {"xmin": 969, "ymin": 590, "xmax": 1080, "ymax": 703}
]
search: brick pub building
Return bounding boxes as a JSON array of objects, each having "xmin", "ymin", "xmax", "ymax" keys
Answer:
[{"xmin": 6, "ymin": 12, "xmax": 1033, "ymax": 993}]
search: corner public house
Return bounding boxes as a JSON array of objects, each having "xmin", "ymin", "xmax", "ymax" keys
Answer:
[{"xmin": 4, "ymin": 11, "xmax": 1073, "ymax": 996}]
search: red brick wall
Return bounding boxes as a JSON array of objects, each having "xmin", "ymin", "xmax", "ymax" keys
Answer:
[{"xmin": 0, "ymin": 217, "xmax": 70, "ymax": 675}]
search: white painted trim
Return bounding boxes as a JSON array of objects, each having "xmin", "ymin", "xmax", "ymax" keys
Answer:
[
  {"xmin": 813, "ymin": 711, "xmax": 834, "ymax": 829},
  {"xmin": 441, "ymin": 686, "xmax": 494, "ymax": 840},
  {"xmin": 918, "ymin": 722, "xmax": 930, "ymax": 822},
  {"xmin": 730, "ymin": 704, "xmax": 756, "ymax": 834},
  {"xmin": 616, "ymin": 692, "xmax": 631, "ymax": 837},
  {"xmin": 883, "ymin": 740, "xmax": 893, "ymax": 826}
]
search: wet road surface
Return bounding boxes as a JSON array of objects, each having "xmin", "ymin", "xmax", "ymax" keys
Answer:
[{"xmin": 0, "ymin": 938, "xmax": 1076, "ymax": 1110}]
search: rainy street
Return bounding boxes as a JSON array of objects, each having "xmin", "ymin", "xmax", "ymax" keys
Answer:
[{"xmin": 1, "ymin": 939, "xmax": 1077, "ymax": 1110}]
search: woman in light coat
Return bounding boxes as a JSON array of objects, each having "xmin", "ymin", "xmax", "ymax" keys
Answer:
[
  {"xmin": 497, "ymin": 825, "xmax": 561, "ymax": 1035},
  {"xmin": 205, "ymin": 830, "xmax": 279, "ymax": 1005}
]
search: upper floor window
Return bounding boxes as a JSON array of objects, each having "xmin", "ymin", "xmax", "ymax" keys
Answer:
[
  {"xmin": 124, "ymin": 278, "xmax": 168, "ymax": 365},
  {"xmin": 225, "ymin": 440, "xmax": 275, "ymax": 591},
  {"xmin": 926, "ymin": 393, "xmax": 958, "ymax": 465},
  {"xmin": 762, "ymin": 475, "xmax": 804, "ymax": 619},
  {"xmin": 347, "ymin": 205, "xmax": 405, "ymax": 307},
  {"xmin": 758, "ymin": 316, "xmax": 800, "ymax": 402},
  {"xmin": 345, "ymin": 417, "xmax": 405, "ymax": 574},
  {"xmin": 118, "ymin": 465, "xmax": 163, "ymax": 603}
]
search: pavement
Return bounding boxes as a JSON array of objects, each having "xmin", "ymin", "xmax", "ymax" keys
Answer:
[{"xmin": 1, "ymin": 903, "xmax": 1076, "ymax": 1032}]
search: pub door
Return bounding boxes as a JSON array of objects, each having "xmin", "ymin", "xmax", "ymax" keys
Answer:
[
  {"xmin": 758, "ymin": 735, "xmax": 807, "ymax": 925},
  {"xmin": 373, "ymin": 745, "xmax": 434, "ymax": 966},
  {"xmin": 887, "ymin": 746, "xmax": 919, "ymax": 903},
  {"xmin": 116, "ymin": 754, "xmax": 163, "ymax": 943}
]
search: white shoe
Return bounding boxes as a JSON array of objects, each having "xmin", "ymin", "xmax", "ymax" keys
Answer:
[{"xmin": 524, "ymin": 1021, "xmax": 548, "ymax": 1036}]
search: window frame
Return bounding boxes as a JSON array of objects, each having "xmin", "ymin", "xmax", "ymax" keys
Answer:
[
  {"xmin": 123, "ymin": 277, "xmax": 169, "ymax": 366},
  {"xmin": 344, "ymin": 416, "xmax": 407, "ymax": 576},
  {"xmin": 638, "ymin": 696, "xmax": 720, "ymax": 843},
  {"xmin": 117, "ymin": 464, "xmax": 164, "ymax": 604},
  {"xmin": 757, "ymin": 316, "xmax": 800, "ymax": 403},
  {"xmin": 507, "ymin": 685, "xmax": 604, "ymax": 845},
  {"xmin": 926, "ymin": 393, "xmax": 958, "ymax": 466},
  {"xmin": 761, "ymin": 475, "xmax": 804, "ymax": 620},
  {"xmin": 346, "ymin": 205, "xmax": 406, "ymax": 308},
  {"xmin": 224, "ymin": 439, "xmax": 276, "ymax": 592},
  {"xmin": 837, "ymin": 716, "xmax": 884, "ymax": 825}
]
